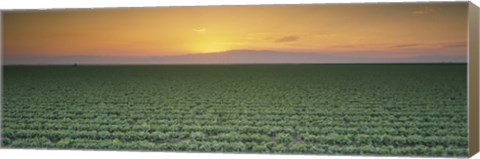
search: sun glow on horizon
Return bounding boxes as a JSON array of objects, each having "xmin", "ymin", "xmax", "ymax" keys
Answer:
[
  {"xmin": 3, "ymin": 3, "xmax": 468, "ymax": 62},
  {"xmin": 188, "ymin": 28, "xmax": 235, "ymax": 53}
]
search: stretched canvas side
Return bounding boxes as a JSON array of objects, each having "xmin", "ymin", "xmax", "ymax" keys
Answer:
[{"xmin": 468, "ymin": 1, "xmax": 479, "ymax": 157}]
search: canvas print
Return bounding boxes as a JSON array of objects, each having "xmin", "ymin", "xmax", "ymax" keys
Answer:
[{"xmin": 1, "ymin": 2, "xmax": 470, "ymax": 157}]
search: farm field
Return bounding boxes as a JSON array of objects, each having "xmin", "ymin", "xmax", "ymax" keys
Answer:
[{"xmin": 1, "ymin": 64, "xmax": 468, "ymax": 156}]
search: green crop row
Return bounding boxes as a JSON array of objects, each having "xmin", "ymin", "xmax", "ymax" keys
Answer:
[
  {"xmin": 2, "ymin": 65, "xmax": 469, "ymax": 156},
  {"xmin": 4, "ymin": 137, "xmax": 467, "ymax": 156}
]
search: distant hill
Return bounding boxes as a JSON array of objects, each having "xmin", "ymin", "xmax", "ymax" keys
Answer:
[{"xmin": 3, "ymin": 50, "xmax": 467, "ymax": 65}]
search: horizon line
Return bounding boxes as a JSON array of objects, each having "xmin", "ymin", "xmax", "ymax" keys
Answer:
[{"xmin": 2, "ymin": 62, "xmax": 468, "ymax": 66}]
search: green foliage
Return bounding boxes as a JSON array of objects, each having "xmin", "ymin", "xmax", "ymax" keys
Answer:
[
  {"xmin": 1, "ymin": 65, "xmax": 468, "ymax": 156},
  {"xmin": 288, "ymin": 143, "xmax": 308, "ymax": 153},
  {"xmin": 190, "ymin": 132, "xmax": 206, "ymax": 141},
  {"xmin": 274, "ymin": 133, "xmax": 292, "ymax": 144},
  {"xmin": 57, "ymin": 138, "xmax": 70, "ymax": 148},
  {"xmin": 112, "ymin": 138, "xmax": 122, "ymax": 145},
  {"xmin": 271, "ymin": 144, "xmax": 287, "ymax": 153},
  {"xmin": 2, "ymin": 137, "xmax": 12, "ymax": 146},
  {"xmin": 252, "ymin": 143, "xmax": 269, "ymax": 152}
]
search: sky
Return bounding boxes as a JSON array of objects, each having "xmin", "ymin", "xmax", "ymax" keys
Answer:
[{"xmin": 2, "ymin": 2, "xmax": 469, "ymax": 64}]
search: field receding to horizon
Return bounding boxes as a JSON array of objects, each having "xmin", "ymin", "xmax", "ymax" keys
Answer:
[{"xmin": 1, "ymin": 64, "xmax": 468, "ymax": 156}]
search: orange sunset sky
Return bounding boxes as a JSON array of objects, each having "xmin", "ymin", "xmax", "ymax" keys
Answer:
[{"xmin": 2, "ymin": 2, "xmax": 469, "ymax": 64}]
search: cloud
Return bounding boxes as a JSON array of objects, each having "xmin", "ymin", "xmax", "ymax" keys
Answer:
[
  {"xmin": 411, "ymin": 6, "xmax": 441, "ymax": 15},
  {"xmin": 440, "ymin": 41, "xmax": 466, "ymax": 48},
  {"xmin": 243, "ymin": 32, "xmax": 272, "ymax": 41},
  {"xmin": 193, "ymin": 27, "xmax": 207, "ymax": 33},
  {"xmin": 328, "ymin": 44, "xmax": 357, "ymax": 49},
  {"xmin": 312, "ymin": 33, "xmax": 337, "ymax": 39},
  {"xmin": 388, "ymin": 41, "xmax": 466, "ymax": 49},
  {"xmin": 274, "ymin": 36, "xmax": 299, "ymax": 43},
  {"xmin": 325, "ymin": 41, "xmax": 467, "ymax": 53},
  {"xmin": 390, "ymin": 43, "xmax": 422, "ymax": 48}
]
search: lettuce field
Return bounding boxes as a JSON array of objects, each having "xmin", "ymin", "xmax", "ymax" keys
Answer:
[{"xmin": 1, "ymin": 64, "xmax": 468, "ymax": 156}]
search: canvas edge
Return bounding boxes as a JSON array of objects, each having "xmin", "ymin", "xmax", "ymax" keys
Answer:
[
  {"xmin": 0, "ymin": 10, "xmax": 4, "ymax": 148},
  {"xmin": 468, "ymin": 1, "xmax": 480, "ymax": 157},
  {"xmin": 0, "ymin": 1, "xmax": 469, "ymax": 14},
  {"xmin": 0, "ymin": 1, "xmax": 476, "ymax": 158}
]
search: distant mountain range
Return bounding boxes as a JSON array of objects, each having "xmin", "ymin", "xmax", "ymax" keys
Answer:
[{"xmin": 3, "ymin": 50, "xmax": 467, "ymax": 65}]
